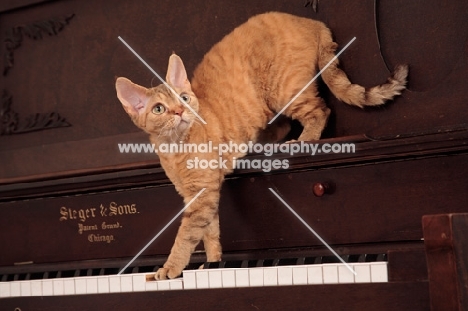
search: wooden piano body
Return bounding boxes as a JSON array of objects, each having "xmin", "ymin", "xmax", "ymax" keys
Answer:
[{"xmin": 0, "ymin": 0, "xmax": 467, "ymax": 310}]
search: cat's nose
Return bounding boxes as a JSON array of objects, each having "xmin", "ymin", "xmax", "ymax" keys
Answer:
[{"xmin": 174, "ymin": 107, "xmax": 184, "ymax": 116}]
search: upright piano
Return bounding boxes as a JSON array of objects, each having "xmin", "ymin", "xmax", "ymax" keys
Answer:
[{"xmin": 1, "ymin": 0, "xmax": 467, "ymax": 310}]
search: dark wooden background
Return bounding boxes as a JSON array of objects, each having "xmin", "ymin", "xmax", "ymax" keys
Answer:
[{"xmin": 1, "ymin": 0, "xmax": 467, "ymax": 182}]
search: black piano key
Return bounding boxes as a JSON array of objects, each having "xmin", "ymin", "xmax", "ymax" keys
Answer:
[
  {"xmin": 95, "ymin": 268, "xmax": 101, "ymax": 276},
  {"xmin": 377, "ymin": 253, "xmax": 387, "ymax": 261},
  {"xmin": 262, "ymin": 259, "xmax": 275, "ymax": 267},
  {"xmin": 60, "ymin": 270, "xmax": 76, "ymax": 278},
  {"xmin": 303, "ymin": 257, "xmax": 316, "ymax": 265},
  {"xmin": 224, "ymin": 260, "xmax": 243, "ymax": 268},
  {"xmin": 185, "ymin": 262, "xmax": 204, "ymax": 270},
  {"xmin": 348, "ymin": 254, "xmax": 361, "ymax": 263},
  {"xmin": 203, "ymin": 262, "xmax": 223, "ymax": 269},
  {"xmin": 135, "ymin": 266, "xmax": 150, "ymax": 273},
  {"xmin": 321, "ymin": 256, "xmax": 332, "ymax": 264},
  {"xmin": 278, "ymin": 258, "xmax": 299, "ymax": 266},
  {"xmin": 364, "ymin": 254, "xmax": 378, "ymax": 262},
  {"xmin": 247, "ymin": 260, "xmax": 263, "ymax": 268},
  {"xmin": 30, "ymin": 272, "xmax": 45, "ymax": 280},
  {"xmin": 103, "ymin": 268, "xmax": 119, "ymax": 275}
]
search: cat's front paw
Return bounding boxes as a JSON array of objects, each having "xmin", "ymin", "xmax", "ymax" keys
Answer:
[{"xmin": 154, "ymin": 266, "xmax": 182, "ymax": 280}]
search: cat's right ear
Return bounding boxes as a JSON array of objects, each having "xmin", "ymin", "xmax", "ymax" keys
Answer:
[{"xmin": 115, "ymin": 77, "xmax": 149, "ymax": 119}]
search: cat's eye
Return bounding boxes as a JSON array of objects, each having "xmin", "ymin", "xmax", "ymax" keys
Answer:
[
  {"xmin": 180, "ymin": 93, "xmax": 191, "ymax": 103},
  {"xmin": 152, "ymin": 104, "xmax": 166, "ymax": 115}
]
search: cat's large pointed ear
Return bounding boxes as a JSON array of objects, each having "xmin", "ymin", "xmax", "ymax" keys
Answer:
[
  {"xmin": 115, "ymin": 77, "xmax": 149, "ymax": 119},
  {"xmin": 166, "ymin": 54, "xmax": 191, "ymax": 90}
]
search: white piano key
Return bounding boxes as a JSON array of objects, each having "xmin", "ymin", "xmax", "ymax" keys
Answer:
[
  {"xmin": 64, "ymin": 279, "xmax": 75, "ymax": 295},
  {"xmin": 74, "ymin": 278, "xmax": 86, "ymax": 295},
  {"xmin": 31, "ymin": 280, "xmax": 42, "ymax": 296},
  {"xmin": 169, "ymin": 279, "xmax": 184, "ymax": 290},
  {"xmin": 20, "ymin": 281, "xmax": 32, "ymax": 296},
  {"xmin": 208, "ymin": 270, "xmax": 223, "ymax": 289},
  {"xmin": 277, "ymin": 266, "xmax": 293, "ymax": 286},
  {"xmin": 109, "ymin": 275, "xmax": 121, "ymax": 293},
  {"xmin": 156, "ymin": 280, "xmax": 170, "ymax": 291},
  {"xmin": 370, "ymin": 262, "xmax": 388, "ymax": 283},
  {"xmin": 235, "ymin": 269, "xmax": 249, "ymax": 287},
  {"xmin": 10, "ymin": 281, "xmax": 20, "ymax": 297},
  {"xmin": 182, "ymin": 270, "xmax": 196, "ymax": 289},
  {"xmin": 353, "ymin": 263, "xmax": 371, "ymax": 283},
  {"xmin": 195, "ymin": 270, "xmax": 209, "ymax": 289},
  {"xmin": 292, "ymin": 266, "xmax": 308, "ymax": 285},
  {"xmin": 42, "ymin": 280, "xmax": 53, "ymax": 296},
  {"xmin": 145, "ymin": 280, "xmax": 159, "ymax": 291},
  {"xmin": 221, "ymin": 269, "xmax": 236, "ymax": 288},
  {"xmin": 120, "ymin": 275, "xmax": 133, "ymax": 292},
  {"xmin": 307, "ymin": 265, "xmax": 323, "ymax": 284},
  {"xmin": 132, "ymin": 274, "xmax": 146, "ymax": 292},
  {"xmin": 263, "ymin": 267, "xmax": 278, "ymax": 286},
  {"xmin": 97, "ymin": 276, "xmax": 110, "ymax": 293},
  {"xmin": 338, "ymin": 265, "xmax": 355, "ymax": 284},
  {"xmin": 249, "ymin": 268, "xmax": 264, "ymax": 287},
  {"xmin": 85, "ymin": 277, "xmax": 98, "ymax": 294},
  {"xmin": 322, "ymin": 264, "xmax": 339, "ymax": 284},
  {"xmin": 0, "ymin": 282, "xmax": 11, "ymax": 298},
  {"xmin": 53, "ymin": 279, "xmax": 64, "ymax": 296}
]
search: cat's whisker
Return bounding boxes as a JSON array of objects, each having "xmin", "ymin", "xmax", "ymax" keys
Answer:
[
  {"xmin": 150, "ymin": 76, "xmax": 157, "ymax": 88},
  {"xmin": 191, "ymin": 118, "xmax": 203, "ymax": 128},
  {"xmin": 156, "ymin": 120, "xmax": 172, "ymax": 140},
  {"xmin": 171, "ymin": 125, "xmax": 182, "ymax": 142}
]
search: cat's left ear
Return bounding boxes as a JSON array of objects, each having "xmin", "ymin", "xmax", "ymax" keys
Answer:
[{"xmin": 166, "ymin": 54, "xmax": 191, "ymax": 90}]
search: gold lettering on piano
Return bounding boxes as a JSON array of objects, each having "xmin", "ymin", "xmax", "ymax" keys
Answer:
[
  {"xmin": 59, "ymin": 206, "xmax": 97, "ymax": 222},
  {"xmin": 59, "ymin": 202, "xmax": 139, "ymax": 222},
  {"xmin": 109, "ymin": 202, "xmax": 137, "ymax": 216},
  {"xmin": 59, "ymin": 202, "xmax": 138, "ymax": 244},
  {"xmin": 88, "ymin": 234, "xmax": 114, "ymax": 243},
  {"xmin": 78, "ymin": 223, "xmax": 98, "ymax": 234},
  {"xmin": 102, "ymin": 221, "xmax": 122, "ymax": 230}
]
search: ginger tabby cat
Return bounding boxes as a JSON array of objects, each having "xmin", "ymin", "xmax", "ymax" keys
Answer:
[{"xmin": 115, "ymin": 12, "xmax": 408, "ymax": 280}]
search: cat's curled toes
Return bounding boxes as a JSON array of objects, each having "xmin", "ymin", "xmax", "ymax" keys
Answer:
[{"xmin": 154, "ymin": 266, "xmax": 181, "ymax": 280}]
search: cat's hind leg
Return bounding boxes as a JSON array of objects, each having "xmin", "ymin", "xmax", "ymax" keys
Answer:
[
  {"xmin": 279, "ymin": 94, "xmax": 330, "ymax": 141},
  {"xmin": 202, "ymin": 213, "xmax": 222, "ymax": 262}
]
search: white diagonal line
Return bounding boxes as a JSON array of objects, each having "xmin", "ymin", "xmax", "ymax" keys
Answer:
[
  {"xmin": 118, "ymin": 36, "xmax": 207, "ymax": 125},
  {"xmin": 268, "ymin": 37, "xmax": 356, "ymax": 124},
  {"xmin": 268, "ymin": 188, "xmax": 357, "ymax": 275},
  {"xmin": 118, "ymin": 188, "xmax": 206, "ymax": 275}
]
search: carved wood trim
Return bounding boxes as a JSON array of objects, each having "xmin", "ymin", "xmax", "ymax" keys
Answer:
[
  {"xmin": 3, "ymin": 13, "xmax": 75, "ymax": 75},
  {"xmin": 1, "ymin": 14, "xmax": 75, "ymax": 135},
  {"xmin": 1, "ymin": 90, "xmax": 70, "ymax": 135}
]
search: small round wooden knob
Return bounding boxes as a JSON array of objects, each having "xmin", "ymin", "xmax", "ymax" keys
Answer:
[{"xmin": 313, "ymin": 182, "xmax": 333, "ymax": 197}]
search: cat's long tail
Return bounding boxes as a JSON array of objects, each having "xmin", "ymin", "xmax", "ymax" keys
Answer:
[{"xmin": 318, "ymin": 41, "xmax": 408, "ymax": 108}]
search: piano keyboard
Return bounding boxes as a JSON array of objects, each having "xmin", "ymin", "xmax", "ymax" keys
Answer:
[{"xmin": 0, "ymin": 261, "xmax": 387, "ymax": 298}]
